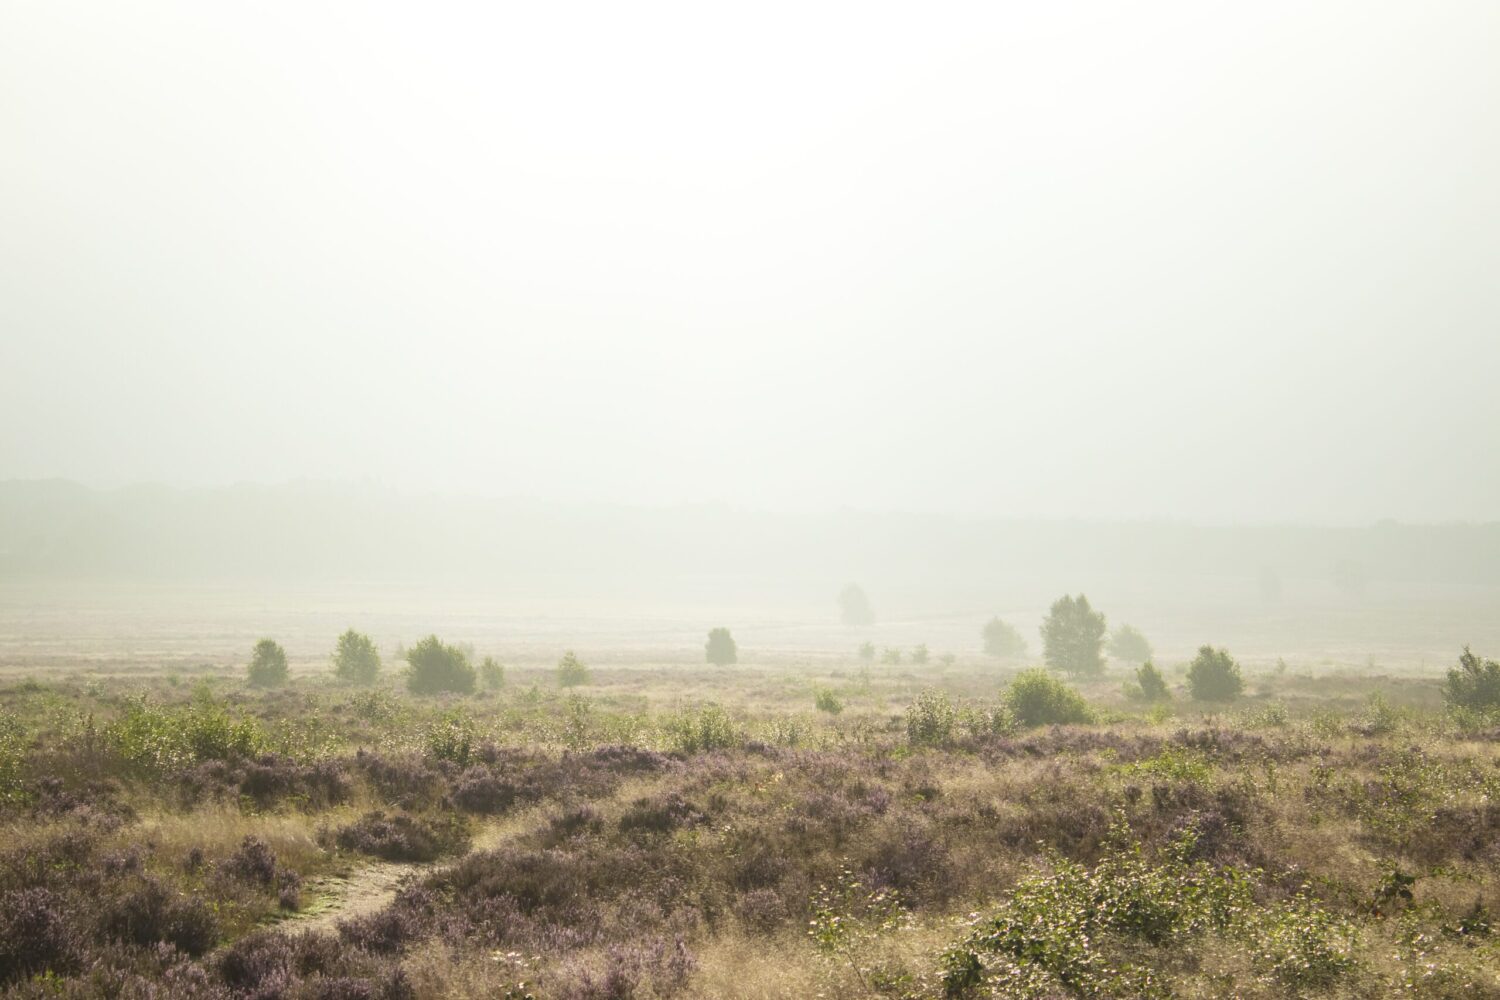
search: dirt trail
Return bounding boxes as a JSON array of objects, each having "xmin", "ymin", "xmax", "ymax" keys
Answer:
[{"xmin": 289, "ymin": 860, "xmax": 425, "ymax": 933}]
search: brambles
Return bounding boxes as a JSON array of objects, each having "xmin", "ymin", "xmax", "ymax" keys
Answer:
[
  {"xmin": 404, "ymin": 635, "xmax": 476, "ymax": 694},
  {"xmin": 247, "ymin": 638, "xmax": 289, "ymax": 688},
  {"xmin": 1445, "ymin": 646, "xmax": 1500, "ymax": 712},
  {"xmin": 1003, "ymin": 669, "xmax": 1094, "ymax": 727},
  {"xmin": 557, "ymin": 650, "xmax": 591, "ymax": 687},
  {"xmin": 705, "ymin": 627, "xmax": 738, "ymax": 666},
  {"xmin": 332, "ymin": 628, "xmax": 381, "ymax": 685},
  {"xmin": 981, "ymin": 617, "xmax": 1028, "ymax": 659},
  {"xmin": 1040, "ymin": 594, "xmax": 1107, "ymax": 677},
  {"xmin": 1187, "ymin": 645, "xmax": 1245, "ymax": 702}
]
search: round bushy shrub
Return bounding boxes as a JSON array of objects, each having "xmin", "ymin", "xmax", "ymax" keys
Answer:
[
  {"xmin": 404, "ymin": 635, "xmax": 476, "ymax": 695},
  {"xmin": 1186, "ymin": 646, "xmax": 1244, "ymax": 702},
  {"xmin": 332, "ymin": 628, "xmax": 382, "ymax": 685},
  {"xmin": 556, "ymin": 651, "xmax": 591, "ymax": 688},
  {"xmin": 1004, "ymin": 669, "xmax": 1094, "ymax": 727},
  {"xmin": 247, "ymin": 638, "xmax": 289, "ymax": 688}
]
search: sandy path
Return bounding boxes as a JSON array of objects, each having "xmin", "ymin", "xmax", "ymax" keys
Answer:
[{"xmin": 290, "ymin": 860, "xmax": 426, "ymax": 933}]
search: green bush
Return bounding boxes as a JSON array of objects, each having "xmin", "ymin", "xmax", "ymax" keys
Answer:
[
  {"xmin": 480, "ymin": 656, "xmax": 505, "ymax": 690},
  {"xmin": 941, "ymin": 825, "xmax": 1254, "ymax": 997},
  {"xmin": 1108, "ymin": 624, "xmax": 1153, "ymax": 663},
  {"xmin": 404, "ymin": 635, "xmax": 476, "ymax": 695},
  {"xmin": 857, "ymin": 642, "xmax": 876, "ymax": 663},
  {"xmin": 104, "ymin": 696, "xmax": 265, "ymax": 775},
  {"xmin": 814, "ymin": 689, "xmax": 844, "ymax": 715},
  {"xmin": 1132, "ymin": 661, "xmax": 1169, "ymax": 702},
  {"xmin": 906, "ymin": 689, "xmax": 956, "ymax": 748},
  {"xmin": 705, "ymin": 628, "xmax": 738, "ymax": 666},
  {"xmin": 0, "ymin": 712, "xmax": 27, "ymax": 804},
  {"xmin": 667, "ymin": 704, "xmax": 738, "ymax": 754},
  {"xmin": 556, "ymin": 651, "xmax": 590, "ymax": 688},
  {"xmin": 982, "ymin": 617, "xmax": 1028, "ymax": 659},
  {"xmin": 246, "ymin": 639, "xmax": 288, "ymax": 688},
  {"xmin": 331, "ymin": 628, "xmax": 381, "ymax": 685},
  {"xmin": 1003, "ymin": 669, "xmax": 1094, "ymax": 727},
  {"xmin": 1444, "ymin": 646, "xmax": 1500, "ymax": 712},
  {"xmin": 1040, "ymin": 594, "xmax": 1107, "ymax": 677},
  {"xmin": 911, "ymin": 644, "xmax": 930, "ymax": 665},
  {"xmin": 425, "ymin": 710, "xmax": 476, "ymax": 765},
  {"xmin": 1186, "ymin": 645, "xmax": 1244, "ymax": 702}
]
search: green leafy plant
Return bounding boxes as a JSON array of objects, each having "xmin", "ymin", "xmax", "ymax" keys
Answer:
[
  {"xmin": 1003, "ymin": 669, "xmax": 1094, "ymax": 727},
  {"xmin": 247, "ymin": 638, "xmax": 289, "ymax": 688},
  {"xmin": 556, "ymin": 651, "xmax": 590, "ymax": 688},
  {"xmin": 405, "ymin": 635, "xmax": 477, "ymax": 695},
  {"xmin": 331, "ymin": 628, "xmax": 381, "ymax": 685},
  {"xmin": 1186, "ymin": 645, "xmax": 1244, "ymax": 702}
]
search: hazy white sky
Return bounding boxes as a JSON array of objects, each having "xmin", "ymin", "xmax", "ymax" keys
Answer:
[{"xmin": 3, "ymin": 1, "xmax": 1497, "ymax": 522}]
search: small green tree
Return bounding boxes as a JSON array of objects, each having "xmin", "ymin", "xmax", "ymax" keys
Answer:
[
  {"xmin": 857, "ymin": 641, "xmax": 876, "ymax": 663},
  {"xmin": 557, "ymin": 651, "xmax": 590, "ymax": 688},
  {"xmin": 480, "ymin": 656, "xmax": 505, "ymax": 690},
  {"xmin": 705, "ymin": 627, "xmax": 738, "ymax": 666},
  {"xmin": 1040, "ymin": 594, "xmax": 1107, "ymax": 677},
  {"xmin": 247, "ymin": 639, "xmax": 288, "ymax": 688},
  {"xmin": 1186, "ymin": 645, "xmax": 1244, "ymax": 702},
  {"xmin": 815, "ymin": 689, "xmax": 844, "ymax": 715},
  {"xmin": 881, "ymin": 647, "xmax": 903, "ymax": 665},
  {"xmin": 911, "ymin": 643, "xmax": 930, "ymax": 665},
  {"xmin": 1133, "ymin": 661, "xmax": 1169, "ymax": 701},
  {"xmin": 906, "ymin": 689, "xmax": 956, "ymax": 747},
  {"xmin": 982, "ymin": 617, "xmax": 1028, "ymax": 659},
  {"xmin": 331, "ymin": 629, "xmax": 381, "ymax": 685},
  {"xmin": 1107, "ymin": 624, "xmax": 1153, "ymax": 664},
  {"xmin": 839, "ymin": 583, "xmax": 875, "ymax": 627},
  {"xmin": 1444, "ymin": 646, "xmax": 1500, "ymax": 712},
  {"xmin": 1004, "ymin": 669, "xmax": 1094, "ymax": 727},
  {"xmin": 404, "ymin": 635, "xmax": 476, "ymax": 695}
]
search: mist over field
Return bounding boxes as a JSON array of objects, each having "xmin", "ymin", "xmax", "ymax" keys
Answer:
[{"xmin": 4, "ymin": 3, "xmax": 1500, "ymax": 998}]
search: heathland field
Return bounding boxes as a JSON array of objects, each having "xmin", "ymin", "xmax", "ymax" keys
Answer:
[{"xmin": 3, "ymin": 596, "xmax": 1500, "ymax": 999}]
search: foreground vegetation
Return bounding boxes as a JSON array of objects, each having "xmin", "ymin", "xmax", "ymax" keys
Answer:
[{"xmin": 1, "ymin": 643, "xmax": 1499, "ymax": 998}]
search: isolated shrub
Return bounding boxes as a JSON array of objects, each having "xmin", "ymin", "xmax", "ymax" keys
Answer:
[
  {"xmin": 1133, "ymin": 661, "xmax": 1169, "ymax": 702},
  {"xmin": 248, "ymin": 638, "xmax": 290, "ymax": 688},
  {"xmin": 422, "ymin": 710, "xmax": 476, "ymax": 765},
  {"xmin": 1444, "ymin": 646, "xmax": 1500, "ymax": 712},
  {"xmin": 1187, "ymin": 646, "xmax": 1244, "ymax": 702},
  {"xmin": 557, "ymin": 651, "xmax": 591, "ymax": 688},
  {"xmin": 906, "ymin": 690, "xmax": 957, "ymax": 748},
  {"xmin": 1108, "ymin": 624, "xmax": 1153, "ymax": 663},
  {"xmin": 858, "ymin": 641, "xmax": 876, "ymax": 663},
  {"xmin": 911, "ymin": 644, "xmax": 930, "ymax": 665},
  {"xmin": 667, "ymin": 704, "xmax": 738, "ymax": 754},
  {"xmin": 881, "ymin": 647, "xmax": 903, "ymax": 665},
  {"xmin": 839, "ymin": 583, "xmax": 875, "ymax": 626},
  {"xmin": 405, "ymin": 635, "xmax": 476, "ymax": 694},
  {"xmin": 332, "ymin": 628, "xmax": 381, "ymax": 685},
  {"xmin": 1004, "ymin": 669, "xmax": 1094, "ymax": 727},
  {"xmin": 981, "ymin": 617, "xmax": 1028, "ymax": 659},
  {"xmin": 220, "ymin": 836, "xmax": 280, "ymax": 886},
  {"xmin": 705, "ymin": 627, "xmax": 738, "ymax": 666},
  {"xmin": 480, "ymin": 656, "xmax": 506, "ymax": 690},
  {"xmin": 814, "ymin": 689, "xmax": 844, "ymax": 715},
  {"xmin": 1040, "ymin": 594, "xmax": 1107, "ymax": 677}
]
